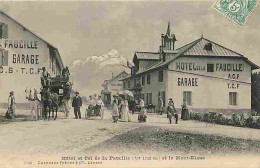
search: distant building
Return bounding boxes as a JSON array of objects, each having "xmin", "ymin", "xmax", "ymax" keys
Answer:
[
  {"xmin": 121, "ymin": 23, "xmax": 259, "ymax": 115},
  {"xmin": 101, "ymin": 71, "xmax": 129, "ymax": 105},
  {"xmin": 0, "ymin": 11, "xmax": 64, "ymax": 108}
]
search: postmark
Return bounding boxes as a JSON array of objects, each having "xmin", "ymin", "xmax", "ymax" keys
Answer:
[{"xmin": 213, "ymin": 0, "xmax": 259, "ymax": 26}]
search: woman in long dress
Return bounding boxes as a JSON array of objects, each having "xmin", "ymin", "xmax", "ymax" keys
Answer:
[
  {"xmin": 111, "ymin": 97, "xmax": 119, "ymax": 123},
  {"xmin": 181, "ymin": 99, "xmax": 189, "ymax": 120},
  {"xmin": 120, "ymin": 96, "xmax": 131, "ymax": 122}
]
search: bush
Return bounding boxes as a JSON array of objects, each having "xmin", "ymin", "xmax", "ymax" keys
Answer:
[
  {"xmin": 202, "ymin": 113, "xmax": 209, "ymax": 122},
  {"xmin": 230, "ymin": 113, "xmax": 240, "ymax": 126},
  {"xmin": 188, "ymin": 111, "xmax": 260, "ymax": 129},
  {"xmin": 256, "ymin": 117, "xmax": 260, "ymax": 129},
  {"xmin": 245, "ymin": 116, "xmax": 253, "ymax": 128},
  {"xmin": 189, "ymin": 111, "xmax": 196, "ymax": 120},
  {"xmin": 240, "ymin": 113, "xmax": 247, "ymax": 127}
]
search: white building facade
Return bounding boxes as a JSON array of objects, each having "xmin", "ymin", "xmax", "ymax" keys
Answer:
[
  {"xmin": 0, "ymin": 11, "xmax": 64, "ymax": 108},
  {"xmin": 101, "ymin": 71, "xmax": 129, "ymax": 105},
  {"xmin": 122, "ymin": 23, "xmax": 258, "ymax": 115}
]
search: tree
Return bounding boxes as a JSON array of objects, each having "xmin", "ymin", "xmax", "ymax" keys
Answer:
[{"xmin": 251, "ymin": 72, "xmax": 260, "ymax": 114}]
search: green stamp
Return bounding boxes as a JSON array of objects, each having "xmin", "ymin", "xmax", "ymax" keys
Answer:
[{"xmin": 213, "ymin": 0, "xmax": 259, "ymax": 26}]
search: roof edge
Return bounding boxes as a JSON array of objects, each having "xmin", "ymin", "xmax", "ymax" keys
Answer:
[{"xmin": 0, "ymin": 10, "xmax": 57, "ymax": 49}]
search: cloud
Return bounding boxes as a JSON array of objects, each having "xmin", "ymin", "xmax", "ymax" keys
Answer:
[{"xmin": 69, "ymin": 49, "xmax": 130, "ymax": 96}]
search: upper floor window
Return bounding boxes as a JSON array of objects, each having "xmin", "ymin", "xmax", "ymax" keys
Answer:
[
  {"xmin": 128, "ymin": 81, "xmax": 130, "ymax": 88},
  {"xmin": 147, "ymin": 74, "xmax": 151, "ymax": 84},
  {"xmin": 142, "ymin": 75, "xmax": 145, "ymax": 86},
  {"xmin": 0, "ymin": 23, "xmax": 8, "ymax": 39},
  {"xmin": 123, "ymin": 82, "xmax": 126, "ymax": 89},
  {"xmin": 207, "ymin": 64, "xmax": 214, "ymax": 72},
  {"xmin": 158, "ymin": 70, "xmax": 163, "ymax": 82}
]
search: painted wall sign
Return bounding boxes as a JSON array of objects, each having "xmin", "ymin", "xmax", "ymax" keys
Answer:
[
  {"xmin": 0, "ymin": 39, "xmax": 42, "ymax": 75},
  {"xmin": 176, "ymin": 62, "xmax": 206, "ymax": 71},
  {"xmin": 228, "ymin": 73, "xmax": 239, "ymax": 79},
  {"xmin": 216, "ymin": 63, "xmax": 243, "ymax": 71},
  {"xmin": 227, "ymin": 83, "xmax": 240, "ymax": 89},
  {"xmin": 178, "ymin": 77, "xmax": 198, "ymax": 86},
  {"xmin": 4, "ymin": 40, "xmax": 38, "ymax": 49},
  {"xmin": 0, "ymin": 67, "xmax": 41, "ymax": 74},
  {"xmin": 12, "ymin": 54, "xmax": 39, "ymax": 64}
]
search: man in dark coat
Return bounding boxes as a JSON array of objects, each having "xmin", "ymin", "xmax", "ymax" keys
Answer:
[{"xmin": 72, "ymin": 91, "xmax": 82, "ymax": 119}]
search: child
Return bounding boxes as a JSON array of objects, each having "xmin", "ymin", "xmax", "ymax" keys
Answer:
[{"xmin": 138, "ymin": 107, "xmax": 147, "ymax": 123}]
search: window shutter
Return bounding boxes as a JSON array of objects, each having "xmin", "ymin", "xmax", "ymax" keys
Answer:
[
  {"xmin": 0, "ymin": 49, "xmax": 2, "ymax": 66},
  {"xmin": 146, "ymin": 93, "xmax": 149, "ymax": 105},
  {"xmin": 0, "ymin": 25, "xmax": 2, "ymax": 39},
  {"xmin": 3, "ymin": 24, "xmax": 8, "ymax": 39},
  {"xmin": 3, "ymin": 50, "xmax": 8, "ymax": 66}
]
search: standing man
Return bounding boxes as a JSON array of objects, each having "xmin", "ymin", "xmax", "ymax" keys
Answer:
[
  {"xmin": 158, "ymin": 96, "xmax": 164, "ymax": 115},
  {"xmin": 72, "ymin": 91, "xmax": 82, "ymax": 119},
  {"xmin": 63, "ymin": 82, "xmax": 71, "ymax": 118},
  {"xmin": 41, "ymin": 67, "xmax": 50, "ymax": 87}
]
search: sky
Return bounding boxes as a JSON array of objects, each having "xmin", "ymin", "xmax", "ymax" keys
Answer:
[{"xmin": 1, "ymin": 0, "xmax": 260, "ymax": 95}]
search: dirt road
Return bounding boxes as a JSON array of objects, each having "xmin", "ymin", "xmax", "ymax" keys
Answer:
[{"xmin": 1, "ymin": 109, "xmax": 260, "ymax": 168}]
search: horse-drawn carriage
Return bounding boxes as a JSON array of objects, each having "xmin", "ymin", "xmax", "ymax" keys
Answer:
[
  {"xmin": 44, "ymin": 76, "xmax": 72, "ymax": 119},
  {"xmin": 39, "ymin": 66, "xmax": 72, "ymax": 120}
]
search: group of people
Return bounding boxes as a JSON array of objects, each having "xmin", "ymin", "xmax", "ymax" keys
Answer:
[
  {"xmin": 166, "ymin": 98, "xmax": 189, "ymax": 124},
  {"xmin": 86, "ymin": 94, "xmax": 104, "ymax": 119},
  {"xmin": 111, "ymin": 95, "xmax": 132, "ymax": 123},
  {"xmin": 72, "ymin": 92, "xmax": 105, "ymax": 120}
]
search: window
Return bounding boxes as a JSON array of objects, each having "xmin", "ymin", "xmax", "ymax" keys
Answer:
[
  {"xmin": 0, "ymin": 22, "xmax": 8, "ymax": 39},
  {"xmin": 158, "ymin": 91, "xmax": 165, "ymax": 107},
  {"xmin": 204, "ymin": 43, "xmax": 212, "ymax": 51},
  {"xmin": 229, "ymin": 92, "xmax": 237, "ymax": 106},
  {"xmin": 147, "ymin": 74, "xmax": 151, "ymax": 84},
  {"xmin": 158, "ymin": 70, "xmax": 163, "ymax": 82},
  {"xmin": 128, "ymin": 81, "xmax": 130, "ymax": 88},
  {"xmin": 183, "ymin": 91, "xmax": 192, "ymax": 106},
  {"xmin": 207, "ymin": 64, "xmax": 214, "ymax": 72},
  {"xmin": 141, "ymin": 94, "xmax": 145, "ymax": 101},
  {"xmin": 123, "ymin": 82, "xmax": 126, "ymax": 89},
  {"xmin": 146, "ymin": 93, "xmax": 152, "ymax": 105},
  {"xmin": 0, "ymin": 49, "xmax": 8, "ymax": 66},
  {"xmin": 142, "ymin": 75, "xmax": 145, "ymax": 86}
]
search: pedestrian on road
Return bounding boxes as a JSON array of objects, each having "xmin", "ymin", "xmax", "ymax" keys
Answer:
[
  {"xmin": 7, "ymin": 91, "xmax": 16, "ymax": 118},
  {"xmin": 111, "ymin": 95, "xmax": 119, "ymax": 123},
  {"xmin": 140, "ymin": 98, "xmax": 145, "ymax": 110},
  {"xmin": 158, "ymin": 96, "xmax": 164, "ymax": 115},
  {"xmin": 96, "ymin": 95, "xmax": 105, "ymax": 119},
  {"xmin": 167, "ymin": 98, "xmax": 178, "ymax": 124},
  {"xmin": 120, "ymin": 95, "xmax": 131, "ymax": 122},
  {"xmin": 72, "ymin": 91, "xmax": 82, "ymax": 119},
  {"xmin": 181, "ymin": 99, "xmax": 189, "ymax": 120}
]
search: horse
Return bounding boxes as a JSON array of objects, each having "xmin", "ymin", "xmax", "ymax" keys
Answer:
[
  {"xmin": 41, "ymin": 87, "xmax": 52, "ymax": 121},
  {"xmin": 50, "ymin": 92, "xmax": 59, "ymax": 120},
  {"xmin": 25, "ymin": 88, "xmax": 42, "ymax": 120},
  {"xmin": 41, "ymin": 88, "xmax": 62, "ymax": 120}
]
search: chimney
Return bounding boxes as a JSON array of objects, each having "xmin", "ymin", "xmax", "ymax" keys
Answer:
[{"xmin": 161, "ymin": 34, "xmax": 165, "ymax": 47}]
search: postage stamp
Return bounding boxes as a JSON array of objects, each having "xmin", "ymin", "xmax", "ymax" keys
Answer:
[{"xmin": 213, "ymin": 0, "xmax": 259, "ymax": 26}]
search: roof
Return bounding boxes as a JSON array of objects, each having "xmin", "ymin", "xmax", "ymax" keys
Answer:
[
  {"xmin": 0, "ymin": 10, "xmax": 64, "ymax": 69},
  {"xmin": 121, "ymin": 36, "xmax": 259, "ymax": 80},
  {"xmin": 103, "ymin": 71, "xmax": 129, "ymax": 86},
  {"xmin": 183, "ymin": 37, "xmax": 243, "ymax": 57},
  {"xmin": 134, "ymin": 52, "xmax": 160, "ymax": 60}
]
